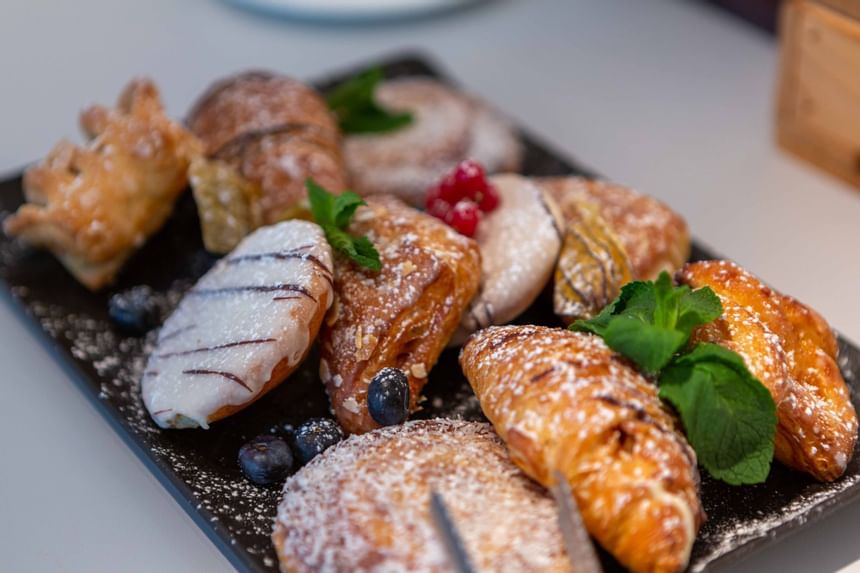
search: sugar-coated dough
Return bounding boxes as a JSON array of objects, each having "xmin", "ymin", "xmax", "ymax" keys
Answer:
[
  {"xmin": 273, "ymin": 419, "xmax": 570, "ymax": 573},
  {"xmin": 142, "ymin": 220, "xmax": 333, "ymax": 429}
]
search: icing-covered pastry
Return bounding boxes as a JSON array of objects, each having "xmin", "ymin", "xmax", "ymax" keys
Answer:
[
  {"xmin": 273, "ymin": 419, "xmax": 570, "ymax": 573},
  {"xmin": 142, "ymin": 220, "xmax": 333, "ymax": 429},
  {"xmin": 453, "ymin": 174, "xmax": 562, "ymax": 343},
  {"xmin": 4, "ymin": 79, "xmax": 201, "ymax": 290},
  {"xmin": 678, "ymin": 260, "xmax": 858, "ymax": 481},
  {"xmin": 187, "ymin": 71, "xmax": 347, "ymax": 223},
  {"xmin": 461, "ymin": 325, "xmax": 703, "ymax": 573},
  {"xmin": 344, "ymin": 78, "xmax": 522, "ymax": 206},
  {"xmin": 319, "ymin": 195, "xmax": 480, "ymax": 434}
]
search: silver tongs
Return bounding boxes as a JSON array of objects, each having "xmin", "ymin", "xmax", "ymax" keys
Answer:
[{"xmin": 429, "ymin": 472, "xmax": 604, "ymax": 573}]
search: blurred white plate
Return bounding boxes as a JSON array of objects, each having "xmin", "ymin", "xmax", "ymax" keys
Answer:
[{"xmin": 225, "ymin": 0, "xmax": 482, "ymax": 21}]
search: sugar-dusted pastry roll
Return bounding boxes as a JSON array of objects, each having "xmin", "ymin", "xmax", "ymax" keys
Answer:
[
  {"xmin": 678, "ymin": 260, "xmax": 858, "ymax": 481},
  {"xmin": 319, "ymin": 195, "xmax": 480, "ymax": 434},
  {"xmin": 187, "ymin": 71, "xmax": 347, "ymax": 223},
  {"xmin": 461, "ymin": 325, "xmax": 703, "ymax": 573},
  {"xmin": 273, "ymin": 419, "xmax": 570, "ymax": 573},
  {"xmin": 142, "ymin": 220, "xmax": 333, "ymax": 429}
]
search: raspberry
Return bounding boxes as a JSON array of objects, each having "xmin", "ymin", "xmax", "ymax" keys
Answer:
[{"xmin": 445, "ymin": 200, "xmax": 480, "ymax": 237}]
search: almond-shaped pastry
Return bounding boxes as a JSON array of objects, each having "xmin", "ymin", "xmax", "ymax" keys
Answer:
[
  {"xmin": 461, "ymin": 325, "xmax": 703, "ymax": 573},
  {"xmin": 678, "ymin": 260, "xmax": 858, "ymax": 481},
  {"xmin": 344, "ymin": 78, "xmax": 522, "ymax": 206},
  {"xmin": 187, "ymin": 71, "xmax": 347, "ymax": 224},
  {"xmin": 539, "ymin": 177, "xmax": 690, "ymax": 281},
  {"xmin": 452, "ymin": 174, "xmax": 562, "ymax": 344},
  {"xmin": 3, "ymin": 79, "xmax": 201, "ymax": 290},
  {"xmin": 273, "ymin": 419, "xmax": 570, "ymax": 573},
  {"xmin": 142, "ymin": 220, "xmax": 333, "ymax": 429},
  {"xmin": 319, "ymin": 195, "xmax": 480, "ymax": 434}
]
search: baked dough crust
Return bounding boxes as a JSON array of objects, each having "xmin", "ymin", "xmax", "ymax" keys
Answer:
[
  {"xmin": 678, "ymin": 260, "xmax": 858, "ymax": 481},
  {"xmin": 319, "ymin": 195, "xmax": 480, "ymax": 434},
  {"xmin": 461, "ymin": 325, "xmax": 703, "ymax": 573}
]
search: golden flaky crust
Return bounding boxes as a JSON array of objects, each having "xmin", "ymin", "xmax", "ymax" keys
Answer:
[
  {"xmin": 319, "ymin": 195, "xmax": 480, "ymax": 434},
  {"xmin": 461, "ymin": 325, "xmax": 703, "ymax": 573},
  {"xmin": 272, "ymin": 419, "xmax": 570, "ymax": 573},
  {"xmin": 538, "ymin": 177, "xmax": 689, "ymax": 281},
  {"xmin": 678, "ymin": 260, "xmax": 858, "ymax": 481},
  {"xmin": 4, "ymin": 79, "xmax": 200, "ymax": 290},
  {"xmin": 187, "ymin": 71, "xmax": 347, "ymax": 223}
]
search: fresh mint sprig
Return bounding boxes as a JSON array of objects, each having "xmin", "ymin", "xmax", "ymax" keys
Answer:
[
  {"xmin": 325, "ymin": 67, "xmax": 413, "ymax": 135},
  {"xmin": 572, "ymin": 271, "xmax": 777, "ymax": 485},
  {"xmin": 306, "ymin": 179, "xmax": 381, "ymax": 272}
]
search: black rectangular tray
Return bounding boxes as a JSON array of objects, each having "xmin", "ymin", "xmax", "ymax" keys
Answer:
[{"xmin": 1, "ymin": 53, "xmax": 859, "ymax": 573}]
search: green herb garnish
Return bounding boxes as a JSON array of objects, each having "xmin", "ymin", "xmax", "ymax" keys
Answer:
[
  {"xmin": 571, "ymin": 271, "xmax": 777, "ymax": 485},
  {"xmin": 325, "ymin": 67, "xmax": 413, "ymax": 135},
  {"xmin": 306, "ymin": 179, "xmax": 381, "ymax": 272}
]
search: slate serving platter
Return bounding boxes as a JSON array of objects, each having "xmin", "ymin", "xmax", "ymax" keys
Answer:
[{"xmin": 1, "ymin": 53, "xmax": 859, "ymax": 573}]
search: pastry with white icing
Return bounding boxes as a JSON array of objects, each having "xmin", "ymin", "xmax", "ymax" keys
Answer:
[
  {"xmin": 141, "ymin": 220, "xmax": 333, "ymax": 429},
  {"xmin": 272, "ymin": 419, "xmax": 570, "ymax": 573}
]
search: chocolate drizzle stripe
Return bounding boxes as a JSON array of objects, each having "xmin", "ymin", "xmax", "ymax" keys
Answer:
[
  {"xmin": 156, "ymin": 338, "xmax": 277, "ymax": 359},
  {"xmin": 211, "ymin": 122, "xmax": 337, "ymax": 160},
  {"xmin": 273, "ymin": 296, "xmax": 304, "ymax": 301},
  {"xmin": 152, "ymin": 408, "xmax": 173, "ymax": 416},
  {"xmin": 226, "ymin": 251, "xmax": 333, "ymax": 284},
  {"xmin": 188, "ymin": 284, "xmax": 317, "ymax": 302},
  {"xmin": 159, "ymin": 324, "xmax": 196, "ymax": 343},
  {"xmin": 183, "ymin": 369, "xmax": 253, "ymax": 392}
]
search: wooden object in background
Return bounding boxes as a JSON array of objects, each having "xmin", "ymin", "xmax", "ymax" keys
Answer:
[{"xmin": 776, "ymin": 0, "xmax": 860, "ymax": 189}]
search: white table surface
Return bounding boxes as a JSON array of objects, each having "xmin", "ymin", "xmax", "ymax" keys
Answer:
[{"xmin": 2, "ymin": 0, "xmax": 860, "ymax": 571}]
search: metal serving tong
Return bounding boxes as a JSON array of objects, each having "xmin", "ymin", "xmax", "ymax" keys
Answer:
[{"xmin": 430, "ymin": 472, "xmax": 603, "ymax": 573}]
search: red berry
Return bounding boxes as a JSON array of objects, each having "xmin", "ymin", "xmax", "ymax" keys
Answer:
[
  {"xmin": 425, "ymin": 184, "xmax": 442, "ymax": 205},
  {"xmin": 475, "ymin": 182, "xmax": 500, "ymax": 212},
  {"xmin": 437, "ymin": 174, "xmax": 465, "ymax": 204},
  {"xmin": 452, "ymin": 160, "xmax": 488, "ymax": 200},
  {"xmin": 426, "ymin": 197, "xmax": 452, "ymax": 220},
  {"xmin": 445, "ymin": 200, "xmax": 480, "ymax": 237}
]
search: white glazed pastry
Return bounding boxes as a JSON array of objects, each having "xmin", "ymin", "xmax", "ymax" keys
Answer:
[
  {"xmin": 344, "ymin": 78, "xmax": 522, "ymax": 206},
  {"xmin": 141, "ymin": 220, "xmax": 333, "ymax": 429},
  {"xmin": 453, "ymin": 174, "xmax": 562, "ymax": 344}
]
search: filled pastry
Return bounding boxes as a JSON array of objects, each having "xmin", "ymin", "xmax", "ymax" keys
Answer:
[
  {"xmin": 319, "ymin": 195, "xmax": 480, "ymax": 434},
  {"xmin": 678, "ymin": 260, "xmax": 858, "ymax": 481},
  {"xmin": 141, "ymin": 220, "xmax": 333, "ymax": 429},
  {"xmin": 453, "ymin": 174, "xmax": 562, "ymax": 343},
  {"xmin": 272, "ymin": 419, "xmax": 570, "ymax": 573},
  {"xmin": 4, "ymin": 79, "xmax": 200, "ymax": 290},
  {"xmin": 343, "ymin": 78, "xmax": 522, "ymax": 206},
  {"xmin": 461, "ymin": 325, "xmax": 703, "ymax": 573},
  {"xmin": 187, "ymin": 71, "xmax": 347, "ymax": 224}
]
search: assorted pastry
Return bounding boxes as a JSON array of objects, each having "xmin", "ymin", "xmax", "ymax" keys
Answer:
[{"xmin": 5, "ymin": 65, "xmax": 857, "ymax": 573}]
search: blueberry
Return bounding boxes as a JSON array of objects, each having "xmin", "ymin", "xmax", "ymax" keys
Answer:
[
  {"xmin": 238, "ymin": 435, "xmax": 293, "ymax": 486},
  {"xmin": 293, "ymin": 418, "xmax": 344, "ymax": 465},
  {"xmin": 108, "ymin": 285, "xmax": 159, "ymax": 335},
  {"xmin": 367, "ymin": 367, "xmax": 410, "ymax": 426}
]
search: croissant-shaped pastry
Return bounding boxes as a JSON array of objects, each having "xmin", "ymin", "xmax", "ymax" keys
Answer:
[
  {"xmin": 320, "ymin": 195, "xmax": 480, "ymax": 434},
  {"xmin": 461, "ymin": 325, "xmax": 703, "ymax": 573},
  {"xmin": 678, "ymin": 260, "xmax": 857, "ymax": 481},
  {"xmin": 4, "ymin": 79, "xmax": 200, "ymax": 290},
  {"xmin": 187, "ymin": 71, "xmax": 347, "ymax": 223},
  {"xmin": 273, "ymin": 419, "xmax": 570, "ymax": 573}
]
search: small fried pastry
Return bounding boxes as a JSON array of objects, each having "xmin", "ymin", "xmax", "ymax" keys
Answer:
[
  {"xmin": 4, "ymin": 79, "xmax": 201, "ymax": 290},
  {"xmin": 319, "ymin": 195, "xmax": 480, "ymax": 434},
  {"xmin": 678, "ymin": 260, "xmax": 858, "ymax": 481},
  {"xmin": 461, "ymin": 325, "xmax": 703, "ymax": 573},
  {"xmin": 187, "ymin": 71, "xmax": 347, "ymax": 223},
  {"xmin": 273, "ymin": 419, "xmax": 570, "ymax": 573},
  {"xmin": 142, "ymin": 220, "xmax": 333, "ymax": 429},
  {"xmin": 344, "ymin": 78, "xmax": 522, "ymax": 206}
]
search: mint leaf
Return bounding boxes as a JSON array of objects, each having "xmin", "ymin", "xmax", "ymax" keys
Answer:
[
  {"xmin": 604, "ymin": 316, "xmax": 687, "ymax": 375},
  {"xmin": 571, "ymin": 280, "xmax": 653, "ymax": 336},
  {"xmin": 677, "ymin": 286, "xmax": 722, "ymax": 335},
  {"xmin": 306, "ymin": 179, "xmax": 381, "ymax": 272},
  {"xmin": 325, "ymin": 67, "xmax": 413, "ymax": 135},
  {"xmin": 659, "ymin": 343, "xmax": 777, "ymax": 485}
]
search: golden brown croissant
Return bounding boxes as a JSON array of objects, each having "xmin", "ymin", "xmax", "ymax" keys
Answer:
[
  {"xmin": 319, "ymin": 195, "xmax": 480, "ymax": 434},
  {"xmin": 187, "ymin": 71, "xmax": 347, "ymax": 223},
  {"xmin": 460, "ymin": 325, "xmax": 703, "ymax": 573},
  {"xmin": 678, "ymin": 260, "xmax": 857, "ymax": 481},
  {"xmin": 273, "ymin": 419, "xmax": 571, "ymax": 573},
  {"xmin": 4, "ymin": 79, "xmax": 200, "ymax": 290}
]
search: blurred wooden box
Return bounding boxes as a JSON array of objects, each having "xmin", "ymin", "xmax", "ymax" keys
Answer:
[{"xmin": 776, "ymin": 0, "xmax": 860, "ymax": 189}]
